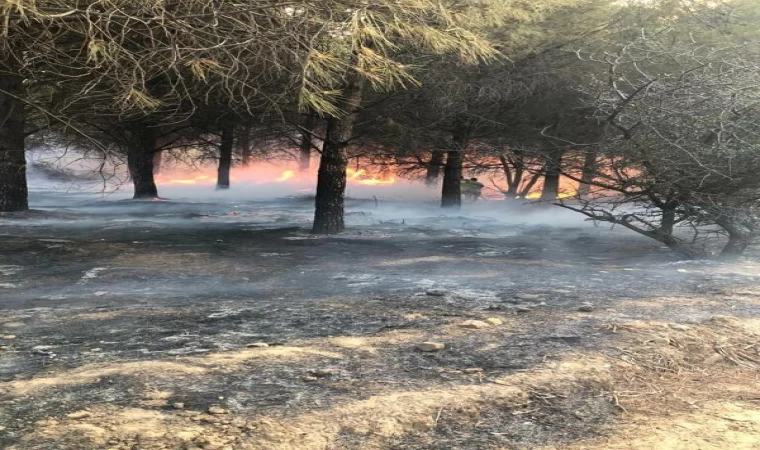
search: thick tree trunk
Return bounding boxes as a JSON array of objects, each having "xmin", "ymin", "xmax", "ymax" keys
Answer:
[
  {"xmin": 540, "ymin": 150, "xmax": 564, "ymax": 201},
  {"xmin": 217, "ymin": 123, "xmax": 234, "ymax": 190},
  {"xmin": 239, "ymin": 126, "xmax": 252, "ymax": 166},
  {"xmin": 127, "ymin": 126, "xmax": 159, "ymax": 199},
  {"xmin": 152, "ymin": 151, "xmax": 163, "ymax": 175},
  {"xmin": 312, "ymin": 71, "xmax": 364, "ymax": 234},
  {"xmin": 441, "ymin": 134, "xmax": 466, "ymax": 208},
  {"xmin": 425, "ymin": 151, "xmax": 445, "ymax": 186},
  {"xmin": 578, "ymin": 150, "xmax": 597, "ymax": 198},
  {"xmin": 0, "ymin": 68, "xmax": 28, "ymax": 212},
  {"xmin": 298, "ymin": 115, "xmax": 316, "ymax": 171}
]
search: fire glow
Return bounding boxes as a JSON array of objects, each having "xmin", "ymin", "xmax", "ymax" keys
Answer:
[
  {"xmin": 154, "ymin": 161, "xmax": 579, "ymax": 200},
  {"xmin": 155, "ymin": 163, "xmax": 398, "ymax": 188}
]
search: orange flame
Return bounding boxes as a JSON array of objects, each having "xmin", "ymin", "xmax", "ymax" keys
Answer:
[
  {"xmin": 522, "ymin": 190, "xmax": 577, "ymax": 200},
  {"xmin": 155, "ymin": 163, "xmax": 398, "ymax": 188},
  {"xmin": 276, "ymin": 170, "xmax": 296, "ymax": 182},
  {"xmin": 347, "ymin": 168, "xmax": 396, "ymax": 185},
  {"xmin": 162, "ymin": 174, "xmax": 212, "ymax": 185}
]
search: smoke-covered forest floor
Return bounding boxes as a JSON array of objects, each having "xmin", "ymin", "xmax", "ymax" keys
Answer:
[{"xmin": 2, "ymin": 191, "xmax": 760, "ymax": 450}]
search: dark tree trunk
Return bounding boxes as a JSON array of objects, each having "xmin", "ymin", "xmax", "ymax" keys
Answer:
[
  {"xmin": 127, "ymin": 125, "xmax": 159, "ymax": 199},
  {"xmin": 312, "ymin": 70, "xmax": 365, "ymax": 234},
  {"xmin": 720, "ymin": 232, "xmax": 751, "ymax": 260},
  {"xmin": 425, "ymin": 151, "xmax": 445, "ymax": 186},
  {"xmin": 298, "ymin": 115, "xmax": 317, "ymax": 171},
  {"xmin": 152, "ymin": 151, "xmax": 163, "ymax": 175},
  {"xmin": 540, "ymin": 150, "xmax": 564, "ymax": 201},
  {"xmin": 0, "ymin": 68, "xmax": 28, "ymax": 212},
  {"xmin": 499, "ymin": 154, "xmax": 522, "ymax": 199},
  {"xmin": 217, "ymin": 122, "xmax": 234, "ymax": 190},
  {"xmin": 441, "ymin": 133, "xmax": 466, "ymax": 208},
  {"xmin": 660, "ymin": 204, "xmax": 676, "ymax": 236},
  {"xmin": 519, "ymin": 172, "xmax": 543, "ymax": 199},
  {"xmin": 578, "ymin": 150, "xmax": 597, "ymax": 198},
  {"xmin": 239, "ymin": 126, "xmax": 252, "ymax": 166}
]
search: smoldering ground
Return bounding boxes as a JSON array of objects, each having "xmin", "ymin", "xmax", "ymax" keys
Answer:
[{"xmin": 1, "ymin": 168, "xmax": 760, "ymax": 450}]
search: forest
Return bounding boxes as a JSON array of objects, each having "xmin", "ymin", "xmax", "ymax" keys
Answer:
[
  {"xmin": 1, "ymin": 0, "xmax": 758, "ymax": 255},
  {"xmin": 2, "ymin": 1, "xmax": 760, "ymax": 450}
]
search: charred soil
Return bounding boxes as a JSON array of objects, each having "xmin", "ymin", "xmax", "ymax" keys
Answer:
[{"xmin": 1, "ymin": 198, "xmax": 759, "ymax": 449}]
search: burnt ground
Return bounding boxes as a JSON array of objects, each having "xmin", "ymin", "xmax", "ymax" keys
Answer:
[{"xmin": 1, "ymin": 193, "xmax": 760, "ymax": 450}]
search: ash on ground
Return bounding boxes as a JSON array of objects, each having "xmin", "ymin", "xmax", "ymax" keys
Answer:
[{"xmin": 1, "ymin": 191, "xmax": 759, "ymax": 450}]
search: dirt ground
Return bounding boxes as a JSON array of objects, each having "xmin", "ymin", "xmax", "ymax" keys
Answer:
[{"xmin": 1, "ymin": 196, "xmax": 759, "ymax": 449}]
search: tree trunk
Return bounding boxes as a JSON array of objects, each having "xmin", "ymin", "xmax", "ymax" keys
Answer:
[
  {"xmin": 127, "ymin": 125, "xmax": 159, "ymax": 199},
  {"xmin": 217, "ymin": 122, "xmax": 234, "ymax": 190},
  {"xmin": 540, "ymin": 150, "xmax": 564, "ymax": 201},
  {"xmin": 425, "ymin": 151, "xmax": 445, "ymax": 186},
  {"xmin": 0, "ymin": 67, "xmax": 28, "ymax": 212},
  {"xmin": 312, "ymin": 71, "xmax": 365, "ymax": 234},
  {"xmin": 720, "ymin": 231, "xmax": 751, "ymax": 260},
  {"xmin": 152, "ymin": 151, "xmax": 163, "ymax": 175},
  {"xmin": 441, "ymin": 134, "xmax": 466, "ymax": 208},
  {"xmin": 239, "ymin": 126, "xmax": 252, "ymax": 166},
  {"xmin": 578, "ymin": 150, "xmax": 597, "ymax": 198},
  {"xmin": 660, "ymin": 204, "xmax": 676, "ymax": 236},
  {"xmin": 499, "ymin": 154, "xmax": 522, "ymax": 199},
  {"xmin": 298, "ymin": 115, "xmax": 316, "ymax": 171}
]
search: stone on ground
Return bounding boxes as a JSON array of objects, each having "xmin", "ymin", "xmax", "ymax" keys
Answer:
[
  {"xmin": 416, "ymin": 342, "xmax": 445, "ymax": 352},
  {"xmin": 459, "ymin": 320, "xmax": 491, "ymax": 329}
]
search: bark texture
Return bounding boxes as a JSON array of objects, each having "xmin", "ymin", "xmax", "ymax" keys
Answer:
[
  {"xmin": 217, "ymin": 123, "xmax": 234, "ymax": 189},
  {"xmin": 312, "ymin": 71, "xmax": 364, "ymax": 234},
  {"xmin": 425, "ymin": 151, "xmax": 445, "ymax": 186},
  {"xmin": 441, "ymin": 145, "xmax": 464, "ymax": 208},
  {"xmin": 540, "ymin": 150, "xmax": 564, "ymax": 201},
  {"xmin": 0, "ymin": 68, "xmax": 28, "ymax": 212},
  {"xmin": 152, "ymin": 151, "xmax": 163, "ymax": 175},
  {"xmin": 578, "ymin": 150, "xmax": 597, "ymax": 198},
  {"xmin": 127, "ymin": 125, "xmax": 159, "ymax": 199}
]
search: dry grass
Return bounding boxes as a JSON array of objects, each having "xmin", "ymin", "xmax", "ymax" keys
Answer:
[{"xmin": 5, "ymin": 315, "xmax": 760, "ymax": 450}]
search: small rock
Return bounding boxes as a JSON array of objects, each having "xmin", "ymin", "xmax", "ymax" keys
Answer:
[
  {"xmin": 246, "ymin": 342, "xmax": 269, "ymax": 348},
  {"xmin": 463, "ymin": 368, "xmax": 483, "ymax": 373},
  {"xmin": 89, "ymin": 348, "xmax": 102, "ymax": 352},
  {"xmin": 485, "ymin": 318, "xmax": 503, "ymax": 326},
  {"xmin": 515, "ymin": 306, "xmax": 532, "ymax": 313},
  {"xmin": 669, "ymin": 323, "xmax": 692, "ymax": 331},
  {"xmin": 230, "ymin": 418, "xmax": 247, "ymax": 428},
  {"xmin": 302, "ymin": 375, "xmax": 319, "ymax": 382},
  {"xmin": 1, "ymin": 322, "xmax": 24, "ymax": 329},
  {"xmin": 2, "ymin": 335, "xmax": 16, "ymax": 340},
  {"xmin": 416, "ymin": 342, "xmax": 445, "ymax": 352},
  {"xmin": 577, "ymin": 303, "xmax": 595, "ymax": 312},
  {"xmin": 66, "ymin": 410, "xmax": 92, "ymax": 420},
  {"xmin": 0, "ymin": 425, "xmax": 6, "ymax": 431},
  {"xmin": 459, "ymin": 320, "xmax": 491, "ymax": 329},
  {"xmin": 200, "ymin": 415, "xmax": 222, "ymax": 424},
  {"xmin": 309, "ymin": 368, "xmax": 337, "ymax": 378},
  {"xmin": 173, "ymin": 402, "xmax": 185, "ymax": 409},
  {"xmin": 34, "ymin": 419, "xmax": 60, "ymax": 427},
  {"xmin": 425, "ymin": 289, "xmax": 447, "ymax": 297},
  {"xmin": 208, "ymin": 407, "xmax": 229, "ymax": 415}
]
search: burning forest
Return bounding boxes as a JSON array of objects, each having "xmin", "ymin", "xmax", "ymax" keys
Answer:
[{"xmin": 2, "ymin": 1, "xmax": 760, "ymax": 450}]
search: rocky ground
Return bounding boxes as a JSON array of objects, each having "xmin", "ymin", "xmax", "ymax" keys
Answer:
[{"xmin": 1, "ymin": 192, "xmax": 759, "ymax": 450}]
